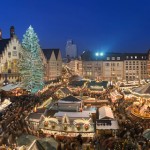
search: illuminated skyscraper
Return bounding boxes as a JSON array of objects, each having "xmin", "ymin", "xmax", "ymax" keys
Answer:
[{"xmin": 65, "ymin": 40, "xmax": 77, "ymax": 58}]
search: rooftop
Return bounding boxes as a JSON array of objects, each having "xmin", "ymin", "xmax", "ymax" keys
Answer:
[
  {"xmin": 59, "ymin": 95, "xmax": 81, "ymax": 102},
  {"xmin": 0, "ymin": 38, "xmax": 10, "ymax": 54},
  {"xmin": 98, "ymin": 106, "xmax": 114, "ymax": 120},
  {"xmin": 42, "ymin": 49, "xmax": 60, "ymax": 60},
  {"xmin": 54, "ymin": 111, "xmax": 92, "ymax": 118}
]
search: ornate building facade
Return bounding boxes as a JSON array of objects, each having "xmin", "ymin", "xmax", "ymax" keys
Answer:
[
  {"xmin": 0, "ymin": 26, "xmax": 22, "ymax": 85},
  {"xmin": 0, "ymin": 27, "xmax": 63, "ymax": 85}
]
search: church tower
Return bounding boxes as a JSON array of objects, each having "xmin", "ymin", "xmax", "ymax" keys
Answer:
[{"xmin": 10, "ymin": 26, "xmax": 15, "ymax": 38}]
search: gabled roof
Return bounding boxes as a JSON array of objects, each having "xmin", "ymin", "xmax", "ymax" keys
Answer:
[
  {"xmin": 59, "ymin": 95, "xmax": 81, "ymax": 102},
  {"xmin": 42, "ymin": 49, "xmax": 60, "ymax": 60},
  {"xmin": 98, "ymin": 106, "xmax": 114, "ymax": 119},
  {"xmin": 0, "ymin": 39, "xmax": 10, "ymax": 54}
]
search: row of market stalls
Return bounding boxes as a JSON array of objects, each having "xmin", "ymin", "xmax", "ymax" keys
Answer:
[
  {"xmin": 26, "ymin": 94, "xmax": 119, "ymax": 138},
  {"xmin": 121, "ymin": 82, "xmax": 150, "ymax": 120},
  {"xmin": 0, "ymin": 83, "xmax": 28, "ymax": 97}
]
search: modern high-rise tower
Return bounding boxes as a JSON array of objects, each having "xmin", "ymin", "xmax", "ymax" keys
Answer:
[{"xmin": 65, "ymin": 40, "xmax": 77, "ymax": 58}]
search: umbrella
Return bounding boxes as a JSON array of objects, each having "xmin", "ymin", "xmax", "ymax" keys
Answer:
[{"xmin": 143, "ymin": 129, "xmax": 150, "ymax": 140}]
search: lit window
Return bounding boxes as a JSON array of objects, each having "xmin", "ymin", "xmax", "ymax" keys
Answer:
[
  {"xmin": 142, "ymin": 56, "xmax": 143, "ymax": 59},
  {"xmin": 112, "ymin": 57, "xmax": 115, "ymax": 60},
  {"xmin": 107, "ymin": 57, "xmax": 110, "ymax": 60},
  {"xmin": 13, "ymin": 51, "xmax": 17, "ymax": 56},
  {"xmin": 131, "ymin": 56, "xmax": 133, "ymax": 59},
  {"xmin": 135, "ymin": 56, "xmax": 137, "ymax": 59},
  {"xmin": 117, "ymin": 57, "xmax": 120, "ymax": 60}
]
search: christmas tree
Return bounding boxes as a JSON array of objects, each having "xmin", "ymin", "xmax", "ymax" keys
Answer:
[{"xmin": 19, "ymin": 26, "xmax": 44, "ymax": 93}]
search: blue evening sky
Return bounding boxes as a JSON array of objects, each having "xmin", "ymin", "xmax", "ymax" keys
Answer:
[{"xmin": 1, "ymin": 0, "xmax": 150, "ymax": 56}]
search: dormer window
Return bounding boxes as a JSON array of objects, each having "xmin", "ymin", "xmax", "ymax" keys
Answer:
[
  {"xmin": 135, "ymin": 56, "xmax": 137, "ymax": 59},
  {"xmin": 117, "ymin": 57, "xmax": 120, "ymax": 60},
  {"xmin": 112, "ymin": 57, "xmax": 115, "ymax": 60},
  {"xmin": 126, "ymin": 56, "xmax": 128, "ymax": 59},
  {"xmin": 131, "ymin": 56, "xmax": 133, "ymax": 59}
]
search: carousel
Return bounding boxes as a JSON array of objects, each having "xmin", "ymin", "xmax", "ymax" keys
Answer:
[{"xmin": 131, "ymin": 98, "xmax": 150, "ymax": 119}]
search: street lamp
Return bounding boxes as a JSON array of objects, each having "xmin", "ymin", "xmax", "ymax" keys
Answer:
[
  {"xmin": 95, "ymin": 52, "xmax": 104, "ymax": 81},
  {"xmin": 100, "ymin": 52, "xmax": 104, "ymax": 56}
]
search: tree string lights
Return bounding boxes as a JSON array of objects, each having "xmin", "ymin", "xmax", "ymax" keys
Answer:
[{"xmin": 19, "ymin": 26, "xmax": 44, "ymax": 93}]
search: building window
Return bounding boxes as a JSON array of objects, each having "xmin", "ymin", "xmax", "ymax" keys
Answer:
[
  {"xmin": 117, "ymin": 57, "xmax": 120, "ymax": 60},
  {"xmin": 126, "ymin": 56, "xmax": 129, "ymax": 59},
  {"xmin": 8, "ymin": 52, "xmax": 11, "ymax": 58},
  {"xmin": 106, "ymin": 57, "xmax": 110, "ymax": 60},
  {"xmin": 112, "ymin": 57, "xmax": 115, "ymax": 60},
  {"xmin": 142, "ymin": 56, "xmax": 143, "ymax": 59},
  {"xmin": 13, "ymin": 46, "xmax": 16, "ymax": 50},
  {"xmin": 105, "ymin": 63, "xmax": 109, "ymax": 66},
  {"xmin": 135, "ymin": 56, "xmax": 137, "ymax": 59},
  {"xmin": 19, "ymin": 53, "xmax": 21, "ymax": 58},
  {"xmin": 112, "ymin": 63, "xmax": 115, "ymax": 66},
  {"xmin": 131, "ymin": 56, "xmax": 133, "ymax": 59},
  {"xmin": 13, "ymin": 51, "xmax": 17, "ymax": 56}
]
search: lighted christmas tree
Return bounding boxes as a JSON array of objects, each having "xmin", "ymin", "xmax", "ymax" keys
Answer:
[{"xmin": 19, "ymin": 25, "xmax": 44, "ymax": 93}]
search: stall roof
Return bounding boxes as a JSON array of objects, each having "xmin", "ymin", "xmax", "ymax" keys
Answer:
[
  {"xmin": 58, "ymin": 87, "xmax": 72, "ymax": 95},
  {"xmin": 54, "ymin": 111, "xmax": 91, "ymax": 118},
  {"xmin": 98, "ymin": 106, "xmax": 114, "ymax": 119},
  {"xmin": 1, "ymin": 84, "xmax": 23, "ymax": 92},
  {"xmin": 59, "ymin": 95, "xmax": 81, "ymax": 102}
]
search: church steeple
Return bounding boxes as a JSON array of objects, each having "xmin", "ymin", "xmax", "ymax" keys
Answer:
[{"xmin": 10, "ymin": 26, "xmax": 15, "ymax": 38}]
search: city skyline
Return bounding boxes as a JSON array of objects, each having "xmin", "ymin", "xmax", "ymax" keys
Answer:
[{"xmin": 1, "ymin": 0, "xmax": 150, "ymax": 56}]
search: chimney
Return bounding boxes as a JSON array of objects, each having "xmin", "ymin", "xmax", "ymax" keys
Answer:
[
  {"xmin": 10, "ymin": 26, "xmax": 15, "ymax": 38},
  {"xmin": 0, "ymin": 29, "xmax": 2, "ymax": 40}
]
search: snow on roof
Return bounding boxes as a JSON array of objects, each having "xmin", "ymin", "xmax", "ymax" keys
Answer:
[
  {"xmin": 98, "ymin": 106, "xmax": 114, "ymax": 119},
  {"xmin": 54, "ymin": 111, "xmax": 91, "ymax": 118},
  {"xmin": 1, "ymin": 84, "xmax": 22, "ymax": 92},
  {"xmin": 0, "ymin": 99, "xmax": 11, "ymax": 112}
]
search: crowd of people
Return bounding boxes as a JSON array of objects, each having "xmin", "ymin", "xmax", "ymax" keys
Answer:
[
  {"xmin": 0, "ymin": 80, "xmax": 150, "ymax": 150},
  {"xmin": 0, "ymin": 83, "xmax": 62, "ymax": 149}
]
